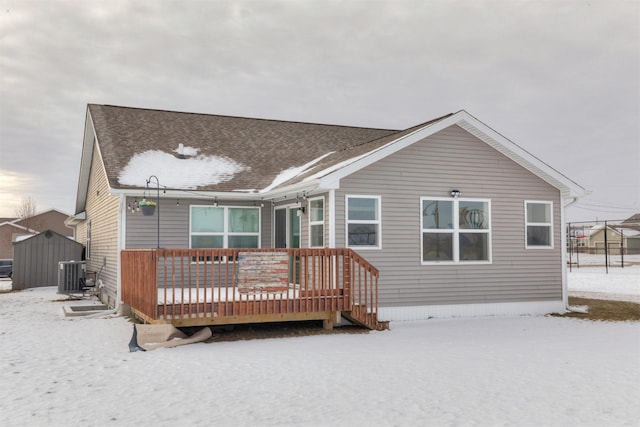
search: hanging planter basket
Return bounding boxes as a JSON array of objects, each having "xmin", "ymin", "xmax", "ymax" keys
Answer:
[
  {"xmin": 139, "ymin": 199, "xmax": 157, "ymax": 216},
  {"xmin": 141, "ymin": 205, "xmax": 156, "ymax": 216}
]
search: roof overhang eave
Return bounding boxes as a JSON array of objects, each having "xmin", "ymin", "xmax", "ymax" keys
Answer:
[
  {"xmin": 109, "ymin": 180, "xmax": 321, "ymax": 201},
  {"xmin": 64, "ymin": 211, "xmax": 86, "ymax": 227},
  {"xmin": 75, "ymin": 108, "xmax": 96, "ymax": 214},
  {"xmin": 258, "ymin": 180, "xmax": 321, "ymax": 200}
]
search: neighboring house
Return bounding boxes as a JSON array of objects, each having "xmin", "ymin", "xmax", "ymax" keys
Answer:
[
  {"xmin": 0, "ymin": 221, "xmax": 33, "ymax": 259},
  {"xmin": 619, "ymin": 213, "xmax": 640, "ymax": 232},
  {"xmin": 68, "ymin": 104, "xmax": 586, "ymax": 321},
  {"xmin": 0, "ymin": 209, "xmax": 74, "ymax": 259},
  {"xmin": 587, "ymin": 224, "xmax": 626, "ymax": 254},
  {"xmin": 586, "ymin": 215, "xmax": 640, "ymax": 255}
]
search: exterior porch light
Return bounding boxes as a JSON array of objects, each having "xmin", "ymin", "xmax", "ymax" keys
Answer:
[
  {"xmin": 450, "ymin": 189, "xmax": 461, "ymax": 198},
  {"xmin": 297, "ymin": 195, "xmax": 306, "ymax": 216}
]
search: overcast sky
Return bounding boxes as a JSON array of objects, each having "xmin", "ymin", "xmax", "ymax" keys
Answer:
[{"xmin": 0, "ymin": 0, "xmax": 638, "ymax": 223}]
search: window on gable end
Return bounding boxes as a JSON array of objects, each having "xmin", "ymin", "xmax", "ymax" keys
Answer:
[
  {"xmin": 421, "ymin": 197, "xmax": 491, "ymax": 264},
  {"xmin": 525, "ymin": 201, "xmax": 553, "ymax": 248}
]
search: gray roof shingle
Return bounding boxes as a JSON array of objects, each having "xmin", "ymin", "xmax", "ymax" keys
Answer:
[{"xmin": 88, "ymin": 104, "xmax": 451, "ymax": 193}]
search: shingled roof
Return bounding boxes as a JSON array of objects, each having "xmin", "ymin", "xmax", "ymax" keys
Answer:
[
  {"xmin": 77, "ymin": 104, "xmax": 586, "ymax": 214},
  {"xmin": 88, "ymin": 104, "xmax": 435, "ymax": 193}
]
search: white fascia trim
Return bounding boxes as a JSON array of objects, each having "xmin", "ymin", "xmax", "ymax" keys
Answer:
[
  {"xmin": 1, "ymin": 222, "xmax": 31, "ymax": 232},
  {"xmin": 378, "ymin": 300, "xmax": 566, "ymax": 322},
  {"xmin": 318, "ymin": 110, "xmax": 587, "ymax": 199},
  {"xmin": 117, "ymin": 194, "xmax": 126, "ymax": 306},
  {"xmin": 64, "ymin": 211, "xmax": 86, "ymax": 228},
  {"xmin": 109, "ymin": 182, "xmax": 320, "ymax": 202},
  {"xmin": 260, "ymin": 182, "xmax": 320, "ymax": 200},
  {"xmin": 75, "ymin": 110, "xmax": 96, "ymax": 214}
]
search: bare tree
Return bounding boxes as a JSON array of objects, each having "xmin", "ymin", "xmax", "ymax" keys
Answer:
[
  {"xmin": 15, "ymin": 196, "xmax": 37, "ymax": 219},
  {"xmin": 14, "ymin": 197, "xmax": 40, "ymax": 231}
]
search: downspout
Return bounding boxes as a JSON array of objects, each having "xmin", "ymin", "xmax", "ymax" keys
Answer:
[
  {"xmin": 115, "ymin": 193, "xmax": 126, "ymax": 313},
  {"xmin": 562, "ymin": 197, "xmax": 578, "ymax": 311}
]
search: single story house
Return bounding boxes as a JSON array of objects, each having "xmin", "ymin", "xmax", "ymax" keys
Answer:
[
  {"xmin": 586, "ymin": 224, "xmax": 627, "ymax": 255},
  {"xmin": 0, "ymin": 221, "xmax": 33, "ymax": 259},
  {"xmin": 68, "ymin": 104, "xmax": 586, "ymax": 326}
]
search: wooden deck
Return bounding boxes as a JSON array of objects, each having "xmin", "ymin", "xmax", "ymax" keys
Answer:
[{"xmin": 121, "ymin": 248, "xmax": 388, "ymax": 330}]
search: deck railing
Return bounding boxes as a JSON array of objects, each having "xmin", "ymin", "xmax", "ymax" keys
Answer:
[{"xmin": 121, "ymin": 248, "xmax": 382, "ymax": 329}]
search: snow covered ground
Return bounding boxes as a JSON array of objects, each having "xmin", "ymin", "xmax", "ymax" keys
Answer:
[
  {"xmin": 569, "ymin": 268, "xmax": 640, "ymax": 302},
  {"xmin": 0, "ymin": 269, "xmax": 638, "ymax": 427}
]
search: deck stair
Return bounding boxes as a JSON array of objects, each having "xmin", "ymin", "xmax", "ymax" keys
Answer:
[{"xmin": 342, "ymin": 304, "xmax": 389, "ymax": 331}]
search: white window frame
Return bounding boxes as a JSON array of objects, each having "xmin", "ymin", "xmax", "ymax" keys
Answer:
[
  {"xmin": 345, "ymin": 195, "xmax": 382, "ymax": 250},
  {"xmin": 524, "ymin": 200, "xmax": 553, "ymax": 249},
  {"xmin": 189, "ymin": 205, "xmax": 261, "ymax": 250},
  {"xmin": 85, "ymin": 220, "xmax": 91, "ymax": 260},
  {"xmin": 420, "ymin": 197, "xmax": 492, "ymax": 265},
  {"xmin": 308, "ymin": 196, "xmax": 325, "ymax": 248}
]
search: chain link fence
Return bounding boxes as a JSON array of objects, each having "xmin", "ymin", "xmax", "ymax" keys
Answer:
[{"xmin": 567, "ymin": 217, "xmax": 640, "ymax": 272}]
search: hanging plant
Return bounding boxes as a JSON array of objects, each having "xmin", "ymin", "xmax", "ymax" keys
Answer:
[{"xmin": 139, "ymin": 199, "xmax": 157, "ymax": 216}]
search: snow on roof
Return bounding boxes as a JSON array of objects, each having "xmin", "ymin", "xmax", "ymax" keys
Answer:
[
  {"xmin": 118, "ymin": 149, "xmax": 247, "ymax": 189},
  {"xmin": 258, "ymin": 152, "xmax": 335, "ymax": 193}
]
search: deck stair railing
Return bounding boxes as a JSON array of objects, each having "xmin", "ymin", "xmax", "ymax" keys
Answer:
[{"xmin": 121, "ymin": 248, "xmax": 387, "ymax": 330}]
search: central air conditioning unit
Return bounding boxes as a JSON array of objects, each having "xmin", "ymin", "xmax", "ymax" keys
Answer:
[{"xmin": 58, "ymin": 261, "xmax": 86, "ymax": 293}]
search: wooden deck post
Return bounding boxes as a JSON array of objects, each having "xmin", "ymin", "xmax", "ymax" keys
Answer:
[{"xmin": 323, "ymin": 311, "xmax": 341, "ymax": 330}]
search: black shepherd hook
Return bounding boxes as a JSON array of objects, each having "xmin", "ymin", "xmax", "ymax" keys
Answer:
[{"xmin": 146, "ymin": 175, "xmax": 161, "ymax": 248}]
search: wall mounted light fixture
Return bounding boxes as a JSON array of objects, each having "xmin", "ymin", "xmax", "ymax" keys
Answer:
[{"xmin": 450, "ymin": 189, "xmax": 461, "ymax": 198}]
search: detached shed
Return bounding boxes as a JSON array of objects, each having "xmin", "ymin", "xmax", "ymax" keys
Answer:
[{"xmin": 12, "ymin": 230, "xmax": 84, "ymax": 290}]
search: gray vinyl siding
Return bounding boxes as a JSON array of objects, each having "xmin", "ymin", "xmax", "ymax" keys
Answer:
[
  {"xmin": 337, "ymin": 124, "xmax": 563, "ymax": 308},
  {"xmin": 83, "ymin": 142, "xmax": 120, "ymax": 307},
  {"xmin": 125, "ymin": 199, "xmax": 273, "ymax": 249}
]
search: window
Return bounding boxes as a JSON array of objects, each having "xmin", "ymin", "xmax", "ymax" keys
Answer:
[
  {"xmin": 190, "ymin": 206, "xmax": 260, "ymax": 250},
  {"xmin": 85, "ymin": 220, "xmax": 91, "ymax": 260},
  {"xmin": 309, "ymin": 197, "xmax": 324, "ymax": 247},
  {"xmin": 421, "ymin": 198, "xmax": 491, "ymax": 263},
  {"xmin": 525, "ymin": 201, "xmax": 553, "ymax": 248},
  {"xmin": 346, "ymin": 195, "xmax": 381, "ymax": 249}
]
